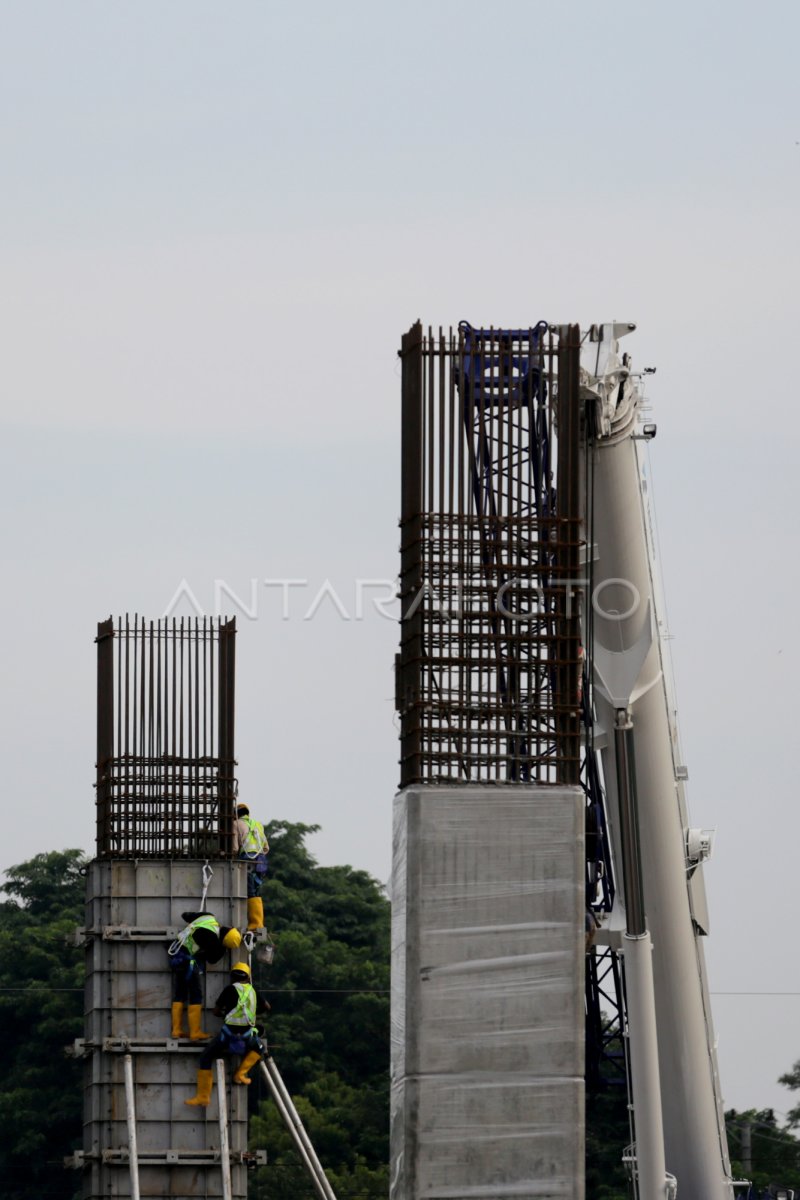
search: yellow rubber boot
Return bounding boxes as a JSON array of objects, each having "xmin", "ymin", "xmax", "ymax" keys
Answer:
[
  {"xmin": 184, "ymin": 1069, "xmax": 213, "ymax": 1107},
  {"xmin": 187, "ymin": 1004, "xmax": 210, "ymax": 1041},
  {"xmin": 247, "ymin": 897, "xmax": 264, "ymax": 931},
  {"xmin": 171, "ymin": 1002, "xmax": 186, "ymax": 1038},
  {"xmin": 233, "ymin": 1050, "xmax": 261, "ymax": 1085}
]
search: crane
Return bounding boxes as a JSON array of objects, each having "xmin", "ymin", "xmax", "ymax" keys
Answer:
[{"xmin": 585, "ymin": 322, "xmax": 734, "ymax": 1198}]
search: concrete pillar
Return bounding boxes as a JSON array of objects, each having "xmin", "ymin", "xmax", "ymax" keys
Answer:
[
  {"xmin": 391, "ymin": 786, "xmax": 585, "ymax": 1200},
  {"xmin": 81, "ymin": 859, "xmax": 249, "ymax": 1199}
]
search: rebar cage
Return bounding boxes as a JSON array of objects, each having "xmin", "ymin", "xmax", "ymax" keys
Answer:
[
  {"xmin": 95, "ymin": 615, "xmax": 236, "ymax": 859},
  {"xmin": 396, "ymin": 321, "xmax": 584, "ymax": 787}
]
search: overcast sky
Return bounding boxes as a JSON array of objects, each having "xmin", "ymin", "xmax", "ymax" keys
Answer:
[{"xmin": 1, "ymin": 0, "xmax": 798, "ymax": 1120}]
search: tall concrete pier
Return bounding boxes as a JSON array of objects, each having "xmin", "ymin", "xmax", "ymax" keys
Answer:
[
  {"xmin": 392, "ymin": 325, "xmax": 587, "ymax": 1199},
  {"xmin": 70, "ymin": 616, "xmax": 254, "ymax": 1199},
  {"xmin": 391, "ymin": 786, "xmax": 584, "ymax": 1198}
]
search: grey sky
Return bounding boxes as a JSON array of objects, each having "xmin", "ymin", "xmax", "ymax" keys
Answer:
[{"xmin": 2, "ymin": 0, "xmax": 798, "ymax": 1119}]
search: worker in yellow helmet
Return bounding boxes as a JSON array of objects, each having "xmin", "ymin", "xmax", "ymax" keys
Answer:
[
  {"xmin": 235, "ymin": 803, "xmax": 269, "ymax": 931},
  {"xmin": 185, "ymin": 960, "xmax": 270, "ymax": 1107},
  {"xmin": 168, "ymin": 911, "xmax": 242, "ymax": 1041}
]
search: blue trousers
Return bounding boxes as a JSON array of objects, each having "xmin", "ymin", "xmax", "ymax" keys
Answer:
[
  {"xmin": 198, "ymin": 1024, "xmax": 264, "ymax": 1069},
  {"xmin": 169, "ymin": 950, "xmax": 204, "ymax": 1004},
  {"xmin": 241, "ymin": 852, "xmax": 269, "ymax": 897}
]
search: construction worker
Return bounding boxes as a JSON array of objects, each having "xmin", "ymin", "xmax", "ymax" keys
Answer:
[
  {"xmin": 185, "ymin": 960, "xmax": 269, "ymax": 1107},
  {"xmin": 168, "ymin": 911, "xmax": 242, "ymax": 1041},
  {"xmin": 235, "ymin": 803, "xmax": 269, "ymax": 931}
]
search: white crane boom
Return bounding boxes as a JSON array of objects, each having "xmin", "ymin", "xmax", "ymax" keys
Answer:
[{"xmin": 586, "ymin": 323, "xmax": 734, "ymax": 1199}]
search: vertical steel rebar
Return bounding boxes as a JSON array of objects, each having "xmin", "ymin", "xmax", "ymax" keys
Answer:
[
  {"xmin": 555, "ymin": 325, "xmax": 582, "ymax": 785},
  {"xmin": 397, "ymin": 322, "xmax": 583, "ymax": 787},
  {"xmin": 96, "ymin": 619, "xmax": 114, "ymax": 855},
  {"xmin": 219, "ymin": 617, "xmax": 237, "ymax": 855},
  {"xmin": 398, "ymin": 322, "xmax": 424, "ymax": 785},
  {"xmin": 95, "ymin": 616, "xmax": 236, "ymax": 859}
]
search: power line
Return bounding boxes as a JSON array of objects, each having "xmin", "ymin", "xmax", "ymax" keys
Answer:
[
  {"xmin": 263, "ymin": 988, "xmax": 389, "ymax": 994},
  {"xmin": 6, "ymin": 986, "xmax": 800, "ymax": 996},
  {"xmin": 0, "ymin": 986, "xmax": 390, "ymax": 994},
  {"xmin": 6, "ymin": 986, "xmax": 800, "ymax": 998},
  {"xmin": 711, "ymin": 991, "xmax": 800, "ymax": 996}
]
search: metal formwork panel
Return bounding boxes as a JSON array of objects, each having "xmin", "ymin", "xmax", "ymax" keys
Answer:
[{"xmin": 81, "ymin": 859, "xmax": 249, "ymax": 1199}]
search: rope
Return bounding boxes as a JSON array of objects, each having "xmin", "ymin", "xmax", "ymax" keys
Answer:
[
  {"xmin": 200, "ymin": 861, "xmax": 213, "ymax": 910},
  {"xmin": 168, "ymin": 862, "xmax": 212, "ymax": 955}
]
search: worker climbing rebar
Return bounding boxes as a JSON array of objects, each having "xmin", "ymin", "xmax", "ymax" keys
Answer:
[
  {"xmin": 185, "ymin": 960, "xmax": 269, "ymax": 1107},
  {"xmin": 235, "ymin": 803, "xmax": 269, "ymax": 930},
  {"xmin": 168, "ymin": 911, "xmax": 242, "ymax": 1040}
]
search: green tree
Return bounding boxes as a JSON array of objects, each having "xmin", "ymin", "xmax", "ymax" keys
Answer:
[
  {"xmin": 8, "ymin": 838, "xmax": 800, "ymax": 1200},
  {"xmin": 0, "ymin": 849, "xmax": 86, "ymax": 1200},
  {"xmin": 247, "ymin": 821, "xmax": 390, "ymax": 1199},
  {"xmin": 250, "ymin": 1072, "xmax": 389, "ymax": 1200},
  {"xmin": 0, "ymin": 832, "xmax": 390, "ymax": 1200},
  {"xmin": 780, "ymin": 1061, "xmax": 800, "ymax": 1130},
  {"xmin": 585, "ymin": 1084, "xmax": 631, "ymax": 1200},
  {"xmin": 726, "ymin": 1108, "xmax": 800, "ymax": 1195}
]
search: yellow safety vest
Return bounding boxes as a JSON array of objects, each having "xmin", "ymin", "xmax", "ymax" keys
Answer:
[
  {"xmin": 226, "ymin": 982, "xmax": 257, "ymax": 1027},
  {"xmin": 241, "ymin": 816, "xmax": 268, "ymax": 856},
  {"xmin": 180, "ymin": 914, "xmax": 219, "ymax": 957}
]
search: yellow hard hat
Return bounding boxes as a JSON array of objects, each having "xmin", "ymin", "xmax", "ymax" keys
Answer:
[
  {"xmin": 223, "ymin": 928, "xmax": 242, "ymax": 950},
  {"xmin": 232, "ymin": 961, "xmax": 251, "ymax": 977}
]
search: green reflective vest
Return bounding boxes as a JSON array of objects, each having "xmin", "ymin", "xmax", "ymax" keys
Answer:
[
  {"xmin": 181, "ymin": 914, "xmax": 219, "ymax": 957},
  {"xmin": 240, "ymin": 816, "xmax": 268, "ymax": 856},
  {"xmin": 226, "ymin": 981, "xmax": 257, "ymax": 1027}
]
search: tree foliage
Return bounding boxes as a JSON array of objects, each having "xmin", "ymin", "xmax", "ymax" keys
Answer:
[
  {"xmin": 585, "ymin": 1084, "xmax": 631, "ymax": 1200},
  {"xmin": 0, "ymin": 829, "xmax": 390, "ymax": 1200},
  {"xmin": 726, "ymin": 1108, "xmax": 800, "ymax": 1196},
  {"xmin": 247, "ymin": 820, "xmax": 390, "ymax": 1199},
  {"xmin": 779, "ymin": 1061, "xmax": 800, "ymax": 1130},
  {"xmin": 14, "ymin": 834, "xmax": 800, "ymax": 1200},
  {"xmin": 585, "ymin": 1044, "xmax": 800, "ymax": 1198},
  {"xmin": 0, "ymin": 849, "xmax": 86, "ymax": 1200}
]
